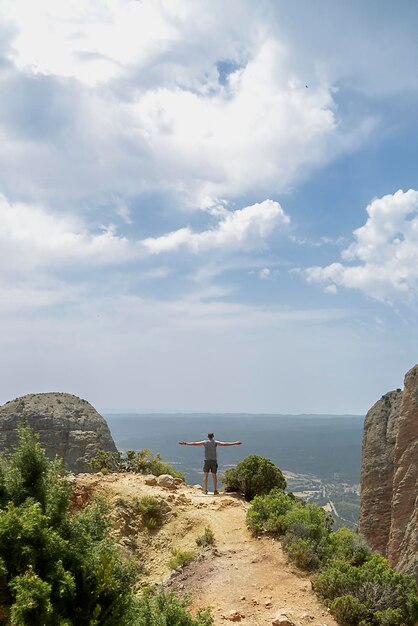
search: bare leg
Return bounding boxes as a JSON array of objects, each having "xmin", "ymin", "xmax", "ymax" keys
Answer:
[
  {"xmin": 213, "ymin": 472, "xmax": 218, "ymax": 493},
  {"xmin": 203, "ymin": 472, "xmax": 209, "ymax": 493}
]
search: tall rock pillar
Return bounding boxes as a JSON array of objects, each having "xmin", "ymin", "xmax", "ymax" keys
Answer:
[{"xmin": 359, "ymin": 365, "xmax": 418, "ymax": 582}]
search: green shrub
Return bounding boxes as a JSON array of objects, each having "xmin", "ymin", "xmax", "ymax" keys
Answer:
[
  {"xmin": 223, "ymin": 455, "xmax": 286, "ymax": 501},
  {"xmin": 88, "ymin": 450, "xmax": 121, "ymax": 473},
  {"xmin": 328, "ymin": 594, "xmax": 367, "ymax": 626},
  {"xmin": 90, "ymin": 448, "xmax": 185, "ymax": 481},
  {"xmin": 246, "ymin": 488, "xmax": 295, "ymax": 534},
  {"xmin": 135, "ymin": 589, "xmax": 213, "ymax": 626},
  {"xmin": 9, "ymin": 569, "xmax": 54, "ymax": 626},
  {"xmin": 247, "ymin": 490, "xmax": 332, "ymax": 570},
  {"xmin": 168, "ymin": 548, "xmax": 196, "ymax": 570},
  {"xmin": 326, "ymin": 528, "xmax": 371, "ymax": 566},
  {"xmin": 196, "ymin": 527, "xmax": 215, "ymax": 547},
  {"xmin": 0, "ymin": 428, "xmax": 140, "ymax": 624},
  {"xmin": 286, "ymin": 538, "xmax": 322, "ymax": 571},
  {"xmin": 136, "ymin": 496, "xmax": 162, "ymax": 530},
  {"xmin": 281, "ymin": 502, "xmax": 333, "ymax": 544},
  {"xmin": 0, "ymin": 427, "xmax": 212, "ymax": 624},
  {"xmin": 314, "ymin": 554, "xmax": 418, "ymax": 626}
]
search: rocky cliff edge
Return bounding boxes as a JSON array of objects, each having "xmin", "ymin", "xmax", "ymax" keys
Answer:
[{"xmin": 359, "ymin": 365, "xmax": 418, "ymax": 582}]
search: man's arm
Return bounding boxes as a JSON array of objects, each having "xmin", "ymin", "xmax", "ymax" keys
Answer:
[
  {"xmin": 216, "ymin": 441, "xmax": 242, "ymax": 446},
  {"xmin": 178, "ymin": 441, "xmax": 205, "ymax": 446}
]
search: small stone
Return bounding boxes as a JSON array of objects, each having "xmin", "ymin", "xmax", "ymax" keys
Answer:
[
  {"xmin": 227, "ymin": 610, "xmax": 243, "ymax": 621},
  {"xmin": 265, "ymin": 601, "xmax": 273, "ymax": 608},
  {"xmin": 271, "ymin": 615, "xmax": 297, "ymax": 626},
  {"xmin": 144, "ymin": 475, "xmax": 157, "ymax": 485},
  {"xmin": 239, "ymin": 596, "xmax": 246, "ymax": 601}
]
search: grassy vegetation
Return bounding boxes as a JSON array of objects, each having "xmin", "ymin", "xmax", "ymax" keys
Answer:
[
  {"xmin": 135, "ymin": 589, "xmax": 213, "ymax": 626},
  {"xmin": 195, "ymin": 527, "xmax": 215, "ymax": 548},
  {"xmin": 168, "ymin": 547, "xmax": 196, "ymax": 570},
  {"xmin": 136, "ymin": 495, "xmax": 163, "ymax": 530},
  {"xmin": 89, "ymin": 448, "xmax": 185, "ymax": 481}
]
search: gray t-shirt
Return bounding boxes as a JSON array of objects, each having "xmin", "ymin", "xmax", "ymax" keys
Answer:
[{"xmin": 204, "ymin": 439, "xmax": 218, "ymax": 461}]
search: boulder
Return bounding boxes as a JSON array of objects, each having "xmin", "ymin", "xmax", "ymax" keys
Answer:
[
  {"xmin": 0, "ymin": 392, "xmax": 117, "ymax": 473},
  {"xmin": 157, "ymin": 474, "xmax": 177, "ymax": 489}
]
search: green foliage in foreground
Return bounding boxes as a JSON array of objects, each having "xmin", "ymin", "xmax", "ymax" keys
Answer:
[
  {"xmin": 247, "ymin": 489, "xmax": 418, "ymax": 626},
  {"xmin": 0, "ymin": 427, "xmax": 210, "ymax": 625},
  {"xmin": 135, "ymin": 589, "xmax": 213, "ymax": 626},
  {"xmin": 222, "ymin": 455, "xmax": 286, "ymax": 501},
  {"xmin": 89, "ymin": 448, "xmax": 185, "ymax": 481},
  {"xmin": 314, "ymin": 555, "xmax": 418, "ymax": 626}
]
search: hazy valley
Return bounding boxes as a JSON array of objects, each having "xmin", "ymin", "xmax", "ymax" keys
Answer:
[{"xmin": 106, "ymin": 413, "xmax": 363, "ymax": 529}]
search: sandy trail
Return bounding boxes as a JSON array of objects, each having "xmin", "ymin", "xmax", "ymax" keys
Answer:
[{"xmin": 75, "ymin": 475, "xmax": 337, "ymax": 626}]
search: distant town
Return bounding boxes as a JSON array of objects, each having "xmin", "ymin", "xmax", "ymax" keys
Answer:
[{"xmin": 284, "ymin": 471, "xmax": 360, "ymax": 530}]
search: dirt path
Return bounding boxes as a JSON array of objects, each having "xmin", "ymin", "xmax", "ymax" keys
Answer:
[{"xmin": 75, "ymin": 475, "xmax": 338, "ymax": 626}]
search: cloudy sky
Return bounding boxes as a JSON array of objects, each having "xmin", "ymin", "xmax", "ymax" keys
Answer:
[{"xmin": 1, "ymin": 0, "xmax": 418, "ymax": 414}]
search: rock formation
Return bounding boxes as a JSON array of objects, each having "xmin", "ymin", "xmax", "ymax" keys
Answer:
[
  {"xmin": 0, "ymin": 392, "xmax": 117, "ymax": 473},
  {"xmin": 359, "ymin": 365, "xmax": 418, "ymax": 582}
]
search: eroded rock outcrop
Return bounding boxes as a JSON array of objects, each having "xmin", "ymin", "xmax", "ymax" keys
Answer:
[
  {"xmin": 359, "ymin": 365, "xmax": 418, "ymax": 582},
  {"xmin": 0, "ymin": 392, "xmax": 117, "ymax": 473}
]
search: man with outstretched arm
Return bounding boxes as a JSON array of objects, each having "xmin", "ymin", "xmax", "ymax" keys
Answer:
[{"xmin": 178, "ymin": 432, "xmax": 242, "ymax": 495}]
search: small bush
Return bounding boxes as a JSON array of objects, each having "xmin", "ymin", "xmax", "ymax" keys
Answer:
[
  {"xmin": 247, "ymin": 488, "xmax": 295, "ymax": 534},
  {"xmin": 168, "ymin": 548, "xmax": 196, "ymax": 570},
  {"xmin": 286, "ymin": 538, "xmax": 321, "ymax": 571},
  {"xmin": 326, "ymin": 527, "xmax": 371, "ymax": 566},
  {"xmin": 328, "ymin": 594, "xmax": 367, "ymax": 626},
  {"xmin": 281, "ymin": 502, "xmax": 333, "ymax": 545},
  {"xmin": 89, "ymin": 450, "xmax": 121, "ymax": 473},
  {"xmin": 135, "ymin": 589, "xmax": 213, "ymax": 626},
  {"xmin": 223, "ymin": 455, "xmax": 286, "ymax": 501},
  {"xmin": 196, "ymin": 527, "xmax": 215, "ymax": 547},
  {"xmin": 136, "ymin": 496, "xmax": 162, "ymax": 530}
]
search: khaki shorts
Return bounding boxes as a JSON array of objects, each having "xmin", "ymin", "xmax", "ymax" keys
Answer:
[{"xmin": 203, "ymin": 460, "xmax": 218, "ymax": 473}]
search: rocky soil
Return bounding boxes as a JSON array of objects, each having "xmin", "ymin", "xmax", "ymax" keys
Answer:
[{"xmin": 74, "ymin": 472, "xmax": 337, "ymax": 626}]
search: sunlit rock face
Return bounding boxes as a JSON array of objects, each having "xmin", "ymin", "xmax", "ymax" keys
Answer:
[
  {"xmin": 0, "ymin": 392, "xmax": 117, "ymax": 473},
  {"xmin": 360, "ymin": 365, "xmax": 418, "ymax": 582}
]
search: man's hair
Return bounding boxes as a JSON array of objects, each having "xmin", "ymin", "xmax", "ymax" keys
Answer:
[{"xmin": 207, "ymin": 432, "xmax": 214, "ymax": 440}]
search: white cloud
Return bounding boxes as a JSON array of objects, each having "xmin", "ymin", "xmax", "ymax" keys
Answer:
[
  {"xmin": 306, "ymin": 189, "xmax": 418, "ymax": 302},
  {"xmin": 0, "ymin": 194, "xmax": 135, "ymax": 271},
  {"xmin": 0, "ymin": 2, "xmax": 354, "ymax": 210},
  {"xmin": 132, "ymin": 38, "xmax": 339, "ymax": 206},
  {"xmin": 0, "ymin": 195, "xmax": 287, "ymax": 283},
  {"xmin": 115, "ymin": 199, "xmax": 133, "ymax": 225},
  {"xmin": 142, "ymin": 199, "xmax": 289, "ymax": 253},
  {"xmin": 259, "ymin": 268, "xmax": 271, "ymax": 280}
]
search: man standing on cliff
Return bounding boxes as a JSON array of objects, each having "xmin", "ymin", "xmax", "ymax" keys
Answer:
[{"xmin": 178, "ymin": 433, "xmax": 242, "ymax": 495}]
